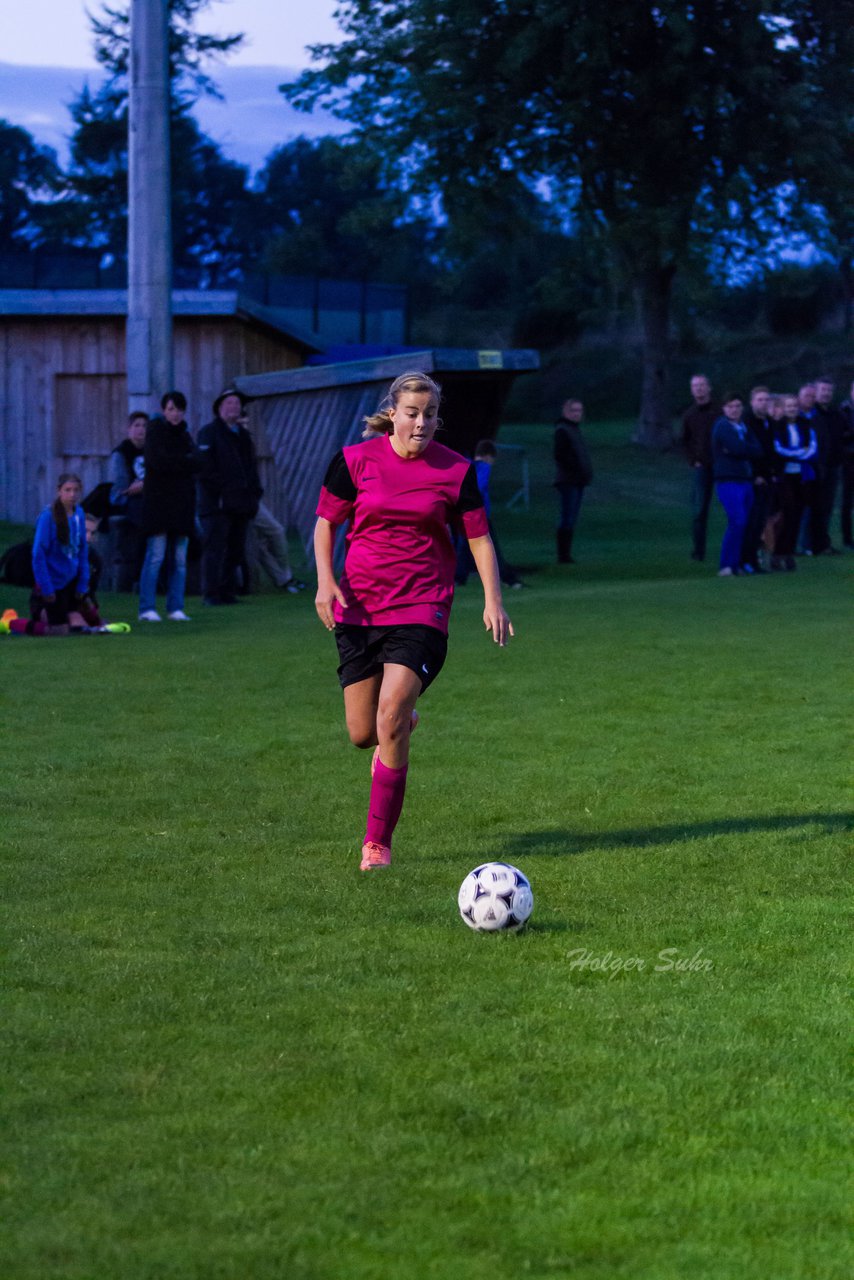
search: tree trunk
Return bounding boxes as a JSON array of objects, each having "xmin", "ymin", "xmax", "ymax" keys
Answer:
[{"xmin": 633, "ymin": 263, "xmax": 676, "ymax": 448}]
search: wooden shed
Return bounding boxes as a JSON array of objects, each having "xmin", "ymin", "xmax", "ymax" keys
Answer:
[
  {"xmin": 235, "ymin": 347, "xmax": 539, "ymax": 558},
  {"xmin": 0, "ymin": 290, "xmax": 320, "ymax": 523}
]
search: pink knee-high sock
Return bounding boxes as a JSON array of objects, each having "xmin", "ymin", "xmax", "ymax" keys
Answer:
[{"xmin": 365, "ymin": 759, "xmax": 408, "ymax": 848}]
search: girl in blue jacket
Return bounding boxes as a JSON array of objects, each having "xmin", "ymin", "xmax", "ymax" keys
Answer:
[{"xmin": 28, "ymin": 474, "xmax": 100, "ymax": 633}]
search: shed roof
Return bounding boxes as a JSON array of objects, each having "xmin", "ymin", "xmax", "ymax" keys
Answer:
[
  {"xmin": 234, "ymin": 346, "xmax": 539, "ymax": 400},
  {"xmin": 0, "ymin": 289, "xmax": 323, "ymax": 354}
]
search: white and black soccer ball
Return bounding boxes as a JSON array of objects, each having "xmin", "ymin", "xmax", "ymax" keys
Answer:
[{"xmin": 458, "ymin": 862, "xmax": 534, "ymax": 932}]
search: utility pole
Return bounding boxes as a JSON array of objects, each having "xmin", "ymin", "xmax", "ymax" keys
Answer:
[{"xmin": 127, "ymin": 0, "xmax": 173, "ymax": 412}]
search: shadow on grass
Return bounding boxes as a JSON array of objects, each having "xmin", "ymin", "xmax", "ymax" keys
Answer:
[{"xmin": 499, "ymin": 812, "xmax": 853, "ymax": 859}]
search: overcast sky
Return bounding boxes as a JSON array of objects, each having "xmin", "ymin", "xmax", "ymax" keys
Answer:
[{"xmin": 3, "ymin": 0, "xmax": 341, "ymax": 68}]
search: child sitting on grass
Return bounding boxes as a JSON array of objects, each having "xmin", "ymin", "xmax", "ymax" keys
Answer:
[{"xmin": 8, "ymin": 474, "xmax": 103, "ymax": 635}]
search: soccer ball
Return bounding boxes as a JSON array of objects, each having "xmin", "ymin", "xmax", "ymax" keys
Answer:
[{"xmin": 458, "ymin": 862, "xmax": 534, "ymax": 932}]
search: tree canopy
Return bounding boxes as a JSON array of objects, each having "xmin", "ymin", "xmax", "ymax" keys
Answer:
[
  {"xmin": 285, "ymin": 0, "xmax": 854, "ymax": 442},
  {"xmin": 0, "ymin": 121, "xmax": 64, "ymax": 250}
]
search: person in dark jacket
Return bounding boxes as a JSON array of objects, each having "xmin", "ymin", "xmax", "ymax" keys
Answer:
[
  {"xmin": 553, "ymin": 398, "xmax": 593, "ymax": 564},
  {"xmin": 138, "ymin": 390, "xmax": 202, "ymax": 622},
  {"xmin": 711, "ymin": 393, "xmax": 764, "ymax": 577},
  {"xmin": 741, "ymin": 385, "xmax": 778, "ymax": 572},
  {"xmin": 681, "ymin": 374, "xmax": 719, "ymax": 562},
  {"xmin": 108, "ymin": 411, "xmax": 148, "ymax": 590},
  {"xmin": 812, "ymin": 377, "xmax": 845, "ymax": 555},
  {"xmin": 197, "ymin": 387, "xmax": 263, "ymax": 606},
  {"xmin": 773, "ymin": 394, "xmax": 818, "ymax": 571},
  {"xmin": 840, "ymin": 380, "xmax": 854, "ymax": 549}
]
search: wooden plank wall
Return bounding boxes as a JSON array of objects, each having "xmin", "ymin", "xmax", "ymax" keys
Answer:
[
  {"xmin": 256, "ymin": 382, "xmax": 386, "ymax": 560},
  {"xmin": 0, "ymin": 315, "xmax": 302, "ymax": 523}
]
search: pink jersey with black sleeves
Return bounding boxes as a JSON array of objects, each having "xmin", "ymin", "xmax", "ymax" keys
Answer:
[{"xmin": 316, "ymin": 433, "xmax": 488, "ymax": 634}]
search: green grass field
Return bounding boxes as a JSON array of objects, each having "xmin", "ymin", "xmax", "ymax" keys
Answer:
[{"xmin": 2, "ymin": 422, "xmax": 851, "ymax": 1280}]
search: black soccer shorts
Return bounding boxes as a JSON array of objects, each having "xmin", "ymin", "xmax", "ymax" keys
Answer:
[{"xmin": 334, "ymin": 623, "xmax": 448, "ymax": 692}]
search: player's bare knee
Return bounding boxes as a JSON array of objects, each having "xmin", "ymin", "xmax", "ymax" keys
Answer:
[
  {"xmin": 376, "ymin": 701, "xmax": 408, "ymax": 743},
  {"xmin": 347, "ymin": 721, "xmax": 377, "ymax": 749}
]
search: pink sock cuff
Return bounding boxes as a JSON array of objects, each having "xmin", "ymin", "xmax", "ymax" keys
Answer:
[{"xmin": 373, "ymin": 759, "xmax": 408, "ymax": 783}]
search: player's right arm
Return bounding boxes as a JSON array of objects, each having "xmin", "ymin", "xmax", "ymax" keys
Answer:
[
  {"xmin": 313, "ymin": 517, "xmax": 347, "ymax": 631},
  {"xmin": 314, "ymin": 450, "xmax": 357, "ymax": 630}
]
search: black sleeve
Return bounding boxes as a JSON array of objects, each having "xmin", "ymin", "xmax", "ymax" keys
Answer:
[
  {"xmin": 322, "ymin": 450, "xmax": 357, "ymax": 502},
  {"xmin": 554, "ymin": 426, "xmax": 575, "ymax": 468},
  {"xmin": 456, "ymin": 463, "xmax": 485, "ymax": 513}
]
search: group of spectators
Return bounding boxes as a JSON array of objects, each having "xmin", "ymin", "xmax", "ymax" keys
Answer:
[
  {"xmin": 6, "ymin": 386, "xmax": 306, "ymax": 634},
  {"xmin": 681, "ymin": 374, "xmax": 853, "ymax": 576},
  {"xmin": 7, "ymin": 372, "xmax": 850, "ymax": 635},
  {"xmin": 105, "ymin": 387, "xmax": 305, "ymax": 622}
]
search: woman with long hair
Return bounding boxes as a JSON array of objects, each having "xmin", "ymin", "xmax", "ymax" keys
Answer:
[
  {"xmin": 314, "ymin": 372, "xmax": 513, "ymax": 871},
  {"xmin": 23, "ymin": 474, "xmax": 101, "ymax": 634}
]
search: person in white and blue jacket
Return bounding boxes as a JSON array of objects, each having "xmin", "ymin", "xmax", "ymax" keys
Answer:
[
  {"xmin": 711, "ymin": 394, "xmax": 764, "ymax": 577},
  {"xmin": 29, "ymin": 473, "xmax": 99, "ymax": 632}
]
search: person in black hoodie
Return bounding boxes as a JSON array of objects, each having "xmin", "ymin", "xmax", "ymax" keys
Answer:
[
  {"xmin": 138, "ymin": 390, "xmax": 202, "ymax": 622},
  {"xmin": 197, "ymin": 387, "xmax": 263, "ymax": 606},
  {"xmin": 108, "ymin": 411, "xmax": 148, "ymax": 590},
  {"xmin": 812, "ymin": 377, "xmax": 845, "ymax": 555},
  {"xmin": 773, "ymin": 394, "xmax": 818, "ymax": 571},
  {"xmin": 840, "ymin": 379, "xmax": 854, "ymax": 549},
  {"xmin": 680, "ymin": 374, "xmax": 719, "ymax": 562},
  {"xmin": 741, "ymin": 385, "xmax": 778, "ymax": 572},
  {"xmin": 553, "ymin": 398, "xmax": 593, "ymax": 564}
]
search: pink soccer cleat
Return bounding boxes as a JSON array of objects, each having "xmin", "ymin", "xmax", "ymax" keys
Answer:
[{"xmin": 360, "ymin": 841, "xmax": 391, "ymax": 871}]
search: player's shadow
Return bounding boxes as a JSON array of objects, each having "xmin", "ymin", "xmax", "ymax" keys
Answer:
[{"xmin": 498, "ymin": 811, "xmax": 852, "ymax": 861}]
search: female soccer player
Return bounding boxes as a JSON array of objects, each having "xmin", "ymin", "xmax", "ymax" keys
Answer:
[{"xmin": 314, "ymin": 371, "xmax": 514, "ymax": 870}]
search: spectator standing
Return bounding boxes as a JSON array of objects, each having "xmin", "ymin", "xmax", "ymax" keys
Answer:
[
  {"xmin": 250, "ymin": 501, "xmax": 307, "ymax": 593},
  {"xmin": 812, "ymin": 377, "xmax": 844, "ymax": 555},
  {"xmin": 456, "ymin": 441, "xmax": 523, "ymax": 588},
  {"xmin": 681, "ymin": 374, "xmax": 719, "ymax": 562},
  {"xmin": 796, "ymin": 382, "xmax": 819, "ymax": 554},
  {"xmin": 711, "ymin": 394, "xmax": 763, "ymax": 577},
  {"xmin": 108, "ymin": 411, "xmax": 148, "ymax": 590},
  {"xmin": 840, "ymin": 379, "xmax": 854, "ymax": 549},
  {"xmin": 233, "ymin": 411, "xmax": 306, "ymax": 594},
  {"xmin": 138, "ymin": 390, "xmax": 202, "ymax": 622},
  {"xmin": 773, "ymin": 394, "xmax": 818, "ymax": 571},
  {"xmin": 553, "ymin": 399, "xmax": 593, "ymax": 564},
  {"xmin": 742, "ymin": 385, "xmax": 777, "ymax": 572},
  {"xmin": 197, "ymin": 388, "xmax": 263, "ymax": 606}
]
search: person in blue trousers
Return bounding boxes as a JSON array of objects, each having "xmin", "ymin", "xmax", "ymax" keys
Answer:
[{"xmin": 711, "ymin": 394, "xmax": 764, "ymax": 577}]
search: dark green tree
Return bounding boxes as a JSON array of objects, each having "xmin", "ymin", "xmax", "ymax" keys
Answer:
[
  {"xmin": 284, "ymin": 0, "xmax": 849, "ymax": 444},
  {"xmin": 0, "ymin": 121, "xmax": 65, "ymax": 250},
  {"xmin": 785, "ymin": 2, "xmax": 854, "ymax": 331},
  {"xmin": 65, "ymin": 84, "xmax": 256, "ymax": 279},
  {"xmin": 255, "ymin": 136, "xmax": 436, "ymax": 282},
  {"xmin": 62, "ymin": 0, "xmax": 255, "ymax": 278},
  {"xmin": 89, "ymin": 0, "xmax": 243, "ymax": 103}
]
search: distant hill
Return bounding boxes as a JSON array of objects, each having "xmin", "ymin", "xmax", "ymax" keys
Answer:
[{"xmin": 0, "ymin": 61, "xmax": 347, "ymax": 175}]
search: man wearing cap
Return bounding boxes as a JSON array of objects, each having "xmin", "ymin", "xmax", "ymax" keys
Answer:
[{"xmin": 197, "ymin": 388, "xmax": 263, "ymax": 606}]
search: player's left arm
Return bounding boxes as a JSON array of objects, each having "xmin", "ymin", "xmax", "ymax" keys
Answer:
[{"xmin": 467, "ymin": 535, "xmax": 514, "ymax": 647}]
